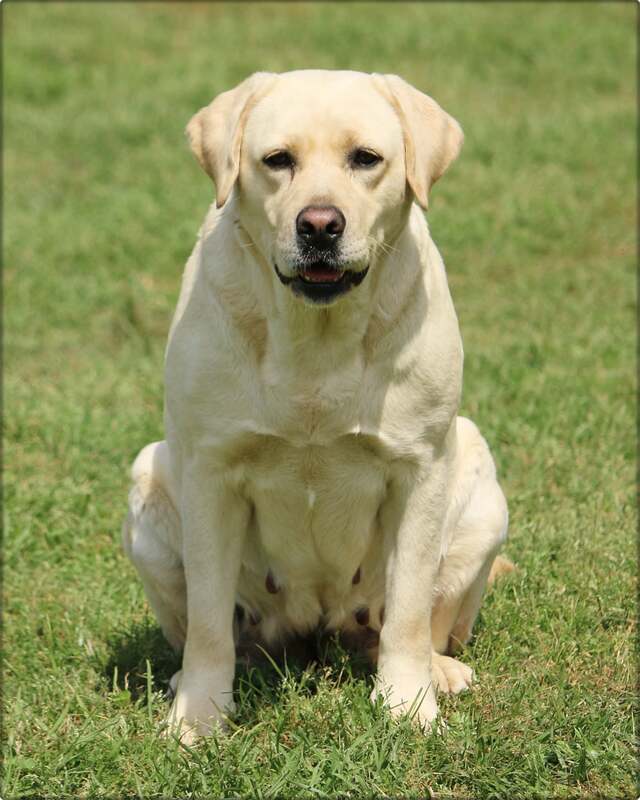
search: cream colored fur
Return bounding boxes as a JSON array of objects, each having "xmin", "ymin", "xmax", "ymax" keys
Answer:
[{"xmin": 122, "ymin": 70, "xmax": 508, "ymax": 743}]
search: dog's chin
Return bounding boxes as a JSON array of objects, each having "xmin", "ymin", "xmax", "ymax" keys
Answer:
[{"xmin": 274, "ymin": 262, "xmax": 369, "ymax": 305}]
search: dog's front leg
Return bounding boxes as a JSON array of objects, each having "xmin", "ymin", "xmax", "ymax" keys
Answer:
[
  {"xmin": 166, "ymin": 455, "xmax": 249, "ymax": 743},
  {"xmin": 372, "ymin": 454, "xmax": 449, "ymax": 730}
]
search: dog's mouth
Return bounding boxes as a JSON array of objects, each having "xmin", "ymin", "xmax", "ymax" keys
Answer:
[
  {"xmin": 299, "ymin": 265, "xmax": 346, "ymax": 284},
  {"xmin": 274, "ymin": 262, "xmax": 369, "ymax": 304}
]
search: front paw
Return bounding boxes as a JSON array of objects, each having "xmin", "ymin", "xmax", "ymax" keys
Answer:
[
  {"xmin": 164, "ymin": 669, "xmax": 235, "ymax": 744},
  {"xmin": 371, "ymin": 663, "xmax": 439, "ymax": 730}
]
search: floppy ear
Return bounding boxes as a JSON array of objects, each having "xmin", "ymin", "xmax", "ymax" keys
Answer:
[
  {"xmin": 372, "ymin": 73, "xmax": 463, "ymax": 209},
  {"xmin": 186, "ymin": 72, "xmax": 276, "ymax": 208}
]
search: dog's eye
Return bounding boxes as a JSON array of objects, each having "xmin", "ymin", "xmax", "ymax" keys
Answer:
[
  {"xmin": 351, "ymin": 148, "xmax": 383, "ymax": 168},
  {"xmin": 262, "ymin": 151, "xmax": 295, "ymax": 170}
]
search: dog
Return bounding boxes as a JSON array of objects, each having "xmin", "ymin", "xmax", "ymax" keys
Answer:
[{"xmin": 122, "ymin": 70, "xmax": 509, "ymax": 743}]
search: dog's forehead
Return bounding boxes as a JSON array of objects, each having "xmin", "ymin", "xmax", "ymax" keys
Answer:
[{"xmin": 244, "ymin": 71, "xmax": 402, "ymax": 154}]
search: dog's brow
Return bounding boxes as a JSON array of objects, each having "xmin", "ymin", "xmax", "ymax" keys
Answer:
[
  {"xmin": 340, "ymin": 131, "xmax": 383, "ymax": 152},
  {"xmin": 261, "ymin": 141, "xmax": 296, "ymax": 156},
  {"xmin": 342, "ymin": 131, "xmax": 365, "ymax": 149}
]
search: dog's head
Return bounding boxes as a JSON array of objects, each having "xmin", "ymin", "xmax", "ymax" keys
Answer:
[{"xmin": 187, "ymin": 70, "xmax": 463, "ymax": 305}]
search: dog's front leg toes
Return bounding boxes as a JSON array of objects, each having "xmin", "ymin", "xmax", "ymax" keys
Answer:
[
  {"xmin": 431, "ymin": 652, "xmax": 474, "ymax": 694},
  {"xmin": 163, "ymin": 668, "xmax": 235, "ymax": 744},
  {"xmin": 371, "ymin": 661, "xmax": 439, "ymax": 731}
]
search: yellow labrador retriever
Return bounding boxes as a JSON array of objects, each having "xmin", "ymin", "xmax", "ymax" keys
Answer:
[{"xmin": 122, "ymin": 70, "xmax": 509, "ymax": 742}]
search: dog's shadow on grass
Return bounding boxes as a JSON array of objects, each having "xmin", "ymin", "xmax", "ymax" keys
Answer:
[
  {"xmin": 233, "ymin": 630, "xmax": 375, "ymax": 723},
  {"xmin": 101, "ymin": 620, "xmax": 374, "ymax": 716},
  {"xmin": 102, "ymin": 620, "xmax": 182, "ymax": 701}
]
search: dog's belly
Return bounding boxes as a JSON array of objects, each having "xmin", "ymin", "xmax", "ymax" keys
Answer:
[{"xmin": 234, "ymin": 435, "xmax": 388, "ymax": 642}]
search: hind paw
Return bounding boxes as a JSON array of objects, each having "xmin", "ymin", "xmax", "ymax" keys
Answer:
[{"xmin": 432, "ymin": 652, "xmax": 474, "ymax": 694}]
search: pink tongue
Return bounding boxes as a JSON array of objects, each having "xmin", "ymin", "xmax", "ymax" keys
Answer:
[{"xmin": 302, "ymin": 269, "xmax": 344, "ymax": 283}]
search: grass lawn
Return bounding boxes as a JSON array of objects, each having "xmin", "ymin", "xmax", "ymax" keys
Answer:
[{"xmin": 4, "ymin": 3, "xmax": 636, "ymax": 797}]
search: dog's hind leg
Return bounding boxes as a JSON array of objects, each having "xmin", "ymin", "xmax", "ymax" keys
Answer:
[
  {"xmin": 122, "ymin": 441, "xmax": 187, "ymax": 652},
  {"xmin": 429, "ymin": 417, "xmax": 509, "ymax": 693}
]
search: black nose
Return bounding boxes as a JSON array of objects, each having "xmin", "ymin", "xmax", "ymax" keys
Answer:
[{"xmin": 296, "ymin": 205, "xmax": 346, "ymax": 249}]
